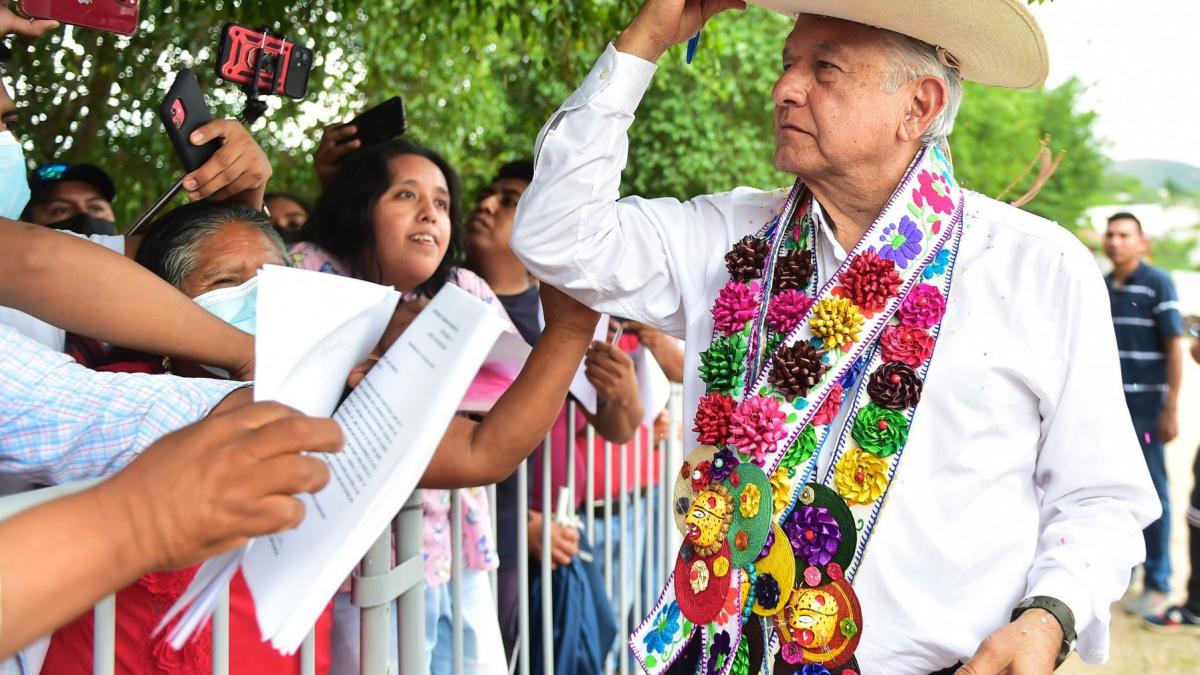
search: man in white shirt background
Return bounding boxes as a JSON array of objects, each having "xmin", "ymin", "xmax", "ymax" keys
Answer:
[{"xmin": 511, "ymin": 1, "xmax": 1159, "ymax": 673}]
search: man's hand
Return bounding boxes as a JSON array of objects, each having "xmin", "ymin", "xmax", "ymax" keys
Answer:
[
  {"xmin": 96, "ymin": 401, "xmax": 341, "ymax": 571},
  {"xmin": 527, "ymin": 510, "xmax": 580, "ymax": 569},
  {"xmin": 0, "ymin": 7, "xmax": 58, "ymax": 38},
  {"xmin": 1158, "ymin": 405, "xmax": 1179, "ymax": 444},
  {"xmin": 615, "ymin": 0, "xmax": 746, "ymax": 63},
  {"xmin": 314, "ymin": 123, "xmax": 361, "ymax": 187},
  {"xmin": 183, "ymin": 120, "xmax": 273, "ymax": 204},
  {"xmin": 585, "ymin": 340, "xmax": 639, "ymax": 406},
  {"xmin": 958, "ymin": 609, "xmax": 1061, "ymax": 675}
]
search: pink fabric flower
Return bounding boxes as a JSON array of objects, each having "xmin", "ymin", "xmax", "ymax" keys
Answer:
[
  {"xmin": 767, "ymin": 289, "xmax": 812, "ymax": 335},
  {"xmin": 728, "ymin": 395, "xmax": 787, "ymax": 463},
  {"xmin": 912, "ymin": 170, "xmax": 955, "ymax": 215},
  {"xmin": 811, "ymin": 382, "xmax": 844, "ymax": 426},
  {"xmin": 897, "ymin": 284, "xmax": 946, "ymax": 328},
  {"xmin": 713, "ymin": 280, "xmax": 761, "ymax": 336}
]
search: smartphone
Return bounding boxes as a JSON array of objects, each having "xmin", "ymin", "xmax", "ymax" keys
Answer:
[
  {"xmin": 347, "ymin": 97, "xmax": 407, "ymax": 147},
  {"xmin": 216, "ymin": 23, "xmax": 313, "ymax": 99},
  {"xmin": 16, "ymin": 0, "xmax": 139, "ymax": 36},
  {"xmin": 160, "ymin": 69, "xmax": 219, "ymax": 173}
]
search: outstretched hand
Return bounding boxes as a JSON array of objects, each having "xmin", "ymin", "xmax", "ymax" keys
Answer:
[
  {"xmin": 615, "ymin": 0, "xmax": 746, "ymax": 62},
  {"xmin": 957, "ymin": 609, "xmax": 1061, "ymax": 675}
]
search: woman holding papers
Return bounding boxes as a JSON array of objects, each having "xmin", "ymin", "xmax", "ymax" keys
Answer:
[
  {"xmin": 292, "ymin": 138, "xmax": 510, "ymax": 675},
  {"xmin": 44, "ymin": 202, "xmax": 338, "ymax": 674}
]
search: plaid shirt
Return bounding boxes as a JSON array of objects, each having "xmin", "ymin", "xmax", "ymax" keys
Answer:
[{"xmin": 0, "ymin": 324, "xmax": 245, "ymax": 484}]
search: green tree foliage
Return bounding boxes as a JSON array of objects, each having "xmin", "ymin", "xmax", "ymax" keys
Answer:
[{"xmin": 6, "ymin": 1, "xmax": 1094, "ymax": 231}]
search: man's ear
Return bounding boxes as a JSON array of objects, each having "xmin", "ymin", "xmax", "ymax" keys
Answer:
[{"xmin": 898, "ymin": 75, "xmax": 948, "ymax": 143}]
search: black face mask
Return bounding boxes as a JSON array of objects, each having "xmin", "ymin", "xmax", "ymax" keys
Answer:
[{"xmin": 47, "ymin": 212, "xmax": 117, "ymax": 236}]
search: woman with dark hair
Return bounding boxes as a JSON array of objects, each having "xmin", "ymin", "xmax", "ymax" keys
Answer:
[
  {"xmin": 46, "ymin": 201, "xmax": 336, "ymax": 674},
  {"xmin": 292, "ymin": 137, "xmax": 508, "ymax": 674},
  {"xmin": 264, "ymin": 191, "xmax": 312, "ymax": 234}
]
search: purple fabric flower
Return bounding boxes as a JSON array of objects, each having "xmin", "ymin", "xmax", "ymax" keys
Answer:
[
  {"xmin": 755, "ymin": 574, "xmax": 781, "ymax": 610},
  {"xmin": 785, "ymin": 505, "xmax": 841, "ymax": 566},
  {"xmin": 876, "ymin": 216, "xmax": 923, "ymax": 269},
  {"xmin": 706, "ymin": 630, "xmax": 732, "ymax": 675},
  {"xmin": 758, "ymin": 524, "xmax": 776, "ymax": 558},
  {"xmin": 801, "ymin": 665, "xmax": 832, "ymax": 675},
  {"xmin": 710, "ymin": 448, "xmax": 739, "ymax": 483}
]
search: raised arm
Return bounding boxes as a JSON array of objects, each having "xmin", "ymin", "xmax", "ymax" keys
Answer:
[
  {"xmin": 419, "ymin": 285, "xmax": 599, "ymax": 488},
  {"xmin": 0, "ymin": 219, "xmax": 254, "ymax": 379}
]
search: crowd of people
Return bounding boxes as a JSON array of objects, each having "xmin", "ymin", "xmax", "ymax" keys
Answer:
[{"xmin": 0, "ymin": 0, "xmax": 1197, "ymax": 674}]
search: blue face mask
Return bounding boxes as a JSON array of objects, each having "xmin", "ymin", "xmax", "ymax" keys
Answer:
[
  {"xmin": 0, "ymin": 131, "xmax": 30, "ymax": 220},
  {"xmin": 193, "ymin": 276, "xmax": 258, "ymax": 336}
]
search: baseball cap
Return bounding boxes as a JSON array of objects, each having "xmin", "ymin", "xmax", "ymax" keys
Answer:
[{"xmin": 28, "ymin": 162, "xmax": 117, "ymax": 206}]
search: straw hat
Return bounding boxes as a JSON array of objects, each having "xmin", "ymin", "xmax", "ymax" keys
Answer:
[{"xmin": 749, "ymin": 0, "xmax": 1049, "ymax": 89}]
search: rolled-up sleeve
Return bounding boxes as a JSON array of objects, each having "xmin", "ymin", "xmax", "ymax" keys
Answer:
[
  {"xmin": 0, "ymin": 325, "xmax": 246, "ymax": 484},
  {"xmin": 511, "ymin": 44, "xmax": 741, "ymax": 337},
  {"xmin": 1026, "ymin": 244, "xmax": 1160, "ymax": 663}
]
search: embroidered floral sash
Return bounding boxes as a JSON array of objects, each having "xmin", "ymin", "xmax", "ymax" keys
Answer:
[{"xmin": 631, "ymin": 146, "xmax": 964, "ymax": 675}]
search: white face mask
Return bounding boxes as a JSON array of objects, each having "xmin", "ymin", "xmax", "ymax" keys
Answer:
[
  {"xmin": 0, "ymin": 131, "xmax": 30, "ymax": 220},
  {"xmin": 193, "ymin": 276, "xmax": 259, "ymax": 336}
]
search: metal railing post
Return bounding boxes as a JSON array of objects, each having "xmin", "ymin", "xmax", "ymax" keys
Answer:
[
  {"xmin": 618, "ymin": 440, "xmax": 629, "ymax": 675},
  {"xmin": 540, "ymin": 434, "xmax": 554, "ymax": 675},
  {"xmin": 451, "ymin": 490, "xmax": 465, "ymax": 675},
  {"xmin": 212, "ymin": 584, "xmax": 229, "ymax": 675},
  {"xmin": 517, "ymin": 461, "xmax": 530, "ymax": 675},
  {"xmin": 395, "ymin": 492, "xmax": 426, "ymax": 675},
  {"xmin": 93, "ymin": 595, "xmax": 115, "ymax": 675}
]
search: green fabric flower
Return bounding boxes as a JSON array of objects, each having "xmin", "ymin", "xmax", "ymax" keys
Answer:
[
  {"xmin": 700, "ymin": 332, "xmax": 748, "ymax": 395},
  {"xmin": 851, "ymin": 403, "xmax": 909, "ymax": 457},
  {"xmin": 779, "ymin": 424, "xmax": 817, "ymax": 471},
  {"xmin": 730, "ymin": 635, "xmax": 750, "ymax": 675}
]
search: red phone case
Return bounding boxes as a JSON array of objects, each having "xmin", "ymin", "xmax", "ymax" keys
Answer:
[
  {"xmin": 217, "ymin": 25, "xmax": 297, "ymax": 96},
  {"xmin": 17, "ymin": 0, "xmax": 139, "ymax": 36}
]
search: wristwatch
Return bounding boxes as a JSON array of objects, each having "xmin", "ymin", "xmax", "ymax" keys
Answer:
[{"xmin": 1011, "ymin": 596, "xmax": 1077, "ymax": 669}]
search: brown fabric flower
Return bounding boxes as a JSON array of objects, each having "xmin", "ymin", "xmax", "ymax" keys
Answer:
[
  {"xmin": 725, "ymin": 235, "xmax": 770, "ymax": 283},
  {"xmin": 768, "ymin": 341, "xmax": 829, "ymax": 401},
  {"xmin": 866, "ymin": 361, "xmax": 923, "ymax": 409},
  {"xmin": 773, "ymin": 250, "xmax": 814, "ymax": 292}
]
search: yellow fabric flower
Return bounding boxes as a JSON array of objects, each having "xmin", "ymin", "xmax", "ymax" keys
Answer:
[
  {"xmin": 713, "ymin": 556, "xmax": 730, "ymax": 577},
  {"xmin": 809, "ymin": 297, "xmax": 865, "ymax": 350},
  {"xmin": 834, "ymin": 447, "xmax": 890, "ymax": 505},
  {"xmin": 770, "ymin": 466, "xmax": 793, "ymax": 515},
  {"xmin": 739, "ymin": 483, "xmax": 762, "ymax": 518}
]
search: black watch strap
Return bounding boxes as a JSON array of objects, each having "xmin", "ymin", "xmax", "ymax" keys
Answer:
[{"xmin": 1011, "ymin": 595, "xmax": 1077, "ymax": 669}]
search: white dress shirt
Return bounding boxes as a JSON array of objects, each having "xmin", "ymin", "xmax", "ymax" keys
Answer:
[{"xmin": 512, "ymin": 44, "xmax": 1160, "ymax": 673}]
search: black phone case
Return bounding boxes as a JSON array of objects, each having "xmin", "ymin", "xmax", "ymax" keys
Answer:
[
  {"xmin": 160, "ymin": 69, "xmax": 219, "ymax": 173},
  {"xmin": 349, "ymin": 97, "xmax": 408, "ymax": 148}
]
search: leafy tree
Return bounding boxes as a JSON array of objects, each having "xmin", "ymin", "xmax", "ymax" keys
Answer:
[{"xmin": 6, "ymin": 0, "xmax": 1093, "ymax": 232}]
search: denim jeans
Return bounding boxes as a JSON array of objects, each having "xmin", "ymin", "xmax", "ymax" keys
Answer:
[{"xmin": 1133, "ymin": 414, "xmax": 1172, "ymax": 593}]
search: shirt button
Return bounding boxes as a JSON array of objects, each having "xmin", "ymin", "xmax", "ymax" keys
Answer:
[{"xmin": 599, "ymin": 70, "xmax": 610, "ymax": 81}]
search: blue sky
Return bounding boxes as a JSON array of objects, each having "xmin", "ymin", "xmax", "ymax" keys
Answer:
[{"xmin": 1030, "ymin": 0, "xmax": 1200, "ymax": 167}]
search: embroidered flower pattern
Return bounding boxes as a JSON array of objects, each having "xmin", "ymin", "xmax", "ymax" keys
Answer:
[
  {"xmin": 913, "ymin": 170, "xmax": 955, "ymax": 215},
  {"xmin": 809, "ymin": 297, "xmax": 865, "ymax": 351},
  {"xmin": 876, "ymin": 216, "xmax": 924, "ymax": 269},
  {"xmin": 644, "ymin": 601, "xmax": 683, "ymax": 656},
  {"xmin": 922, "ymin": 247, "xmax": 951, "ymax": 280},
  {"xmin": 712, "ymin": 280, "xmax": 761, "ymax": 335},
  {"xmin": 728, "ymin": 395, "xmax": 787, "ymax": 463},
  {"xmin": 707, "ymin": 630, "xmax": 733, "ymax": 675},
  {"xmin": 834, "ymin": 447, "xmax": 890, "ymax": 505}
]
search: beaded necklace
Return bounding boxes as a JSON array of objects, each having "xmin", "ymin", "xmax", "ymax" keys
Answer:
[{"xmin": 633, "ymin": 146, "xmax": 964, "ymax": 675}]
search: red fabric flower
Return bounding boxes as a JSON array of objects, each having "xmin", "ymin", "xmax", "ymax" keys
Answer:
[
  {"xmin": 897, "ymin": 284, "xmax": 947, "ymax": 328},
  {"xmin": 766, "ymin": 289, "xmax": 812, "ymax": 334},
  {"xmin": 691, "ymin": 460, "xmax": 713, "ymax": 491},
  {"xmin": 712, "ymin": 280, "xmax": 761, "ymax": 336},
  {"xmin": 693, "ymin": 392, "xmax": 736, "ymax": 446},
  {"xmin": 879, "ymin": 325, "xmax": 935, "ymax": 367},
  {"xmin": 837, "ymin": 250, "xmax": 902, "ymax": 315},
  {"xmin": 811, "ymin": 382, "xmax": 844, "ymax": 426}
]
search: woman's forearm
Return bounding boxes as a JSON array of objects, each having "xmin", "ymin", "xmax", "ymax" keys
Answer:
[{"xmin": 0, "ymin": 219, "xmax": 254, "ymax": 377}]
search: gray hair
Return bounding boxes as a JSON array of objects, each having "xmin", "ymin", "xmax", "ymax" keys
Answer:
[
  {"xmin": 137, "ymin": 202, "xmax": 290, "ymax": 289},
  {"xmin": 879, "ymin": 31, "xmax": 964, "ymax": 154}
]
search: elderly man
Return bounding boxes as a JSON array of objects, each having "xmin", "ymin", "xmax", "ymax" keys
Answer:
[{"xmin": 511, "ymin": 1, "xmax": 1159, "ymax": 673}]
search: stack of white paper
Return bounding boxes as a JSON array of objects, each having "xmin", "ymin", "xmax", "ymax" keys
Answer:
[{"xmin": 160, "ymin": 270, "xmax": 510, "ymax": 655}]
